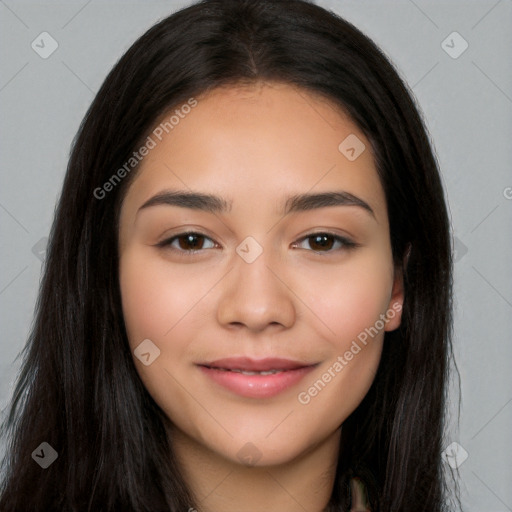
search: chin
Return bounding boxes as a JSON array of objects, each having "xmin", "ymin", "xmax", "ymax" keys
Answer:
[{"xmin": 206, "ymin": 429, "xmax": 319, "ymax": 469}]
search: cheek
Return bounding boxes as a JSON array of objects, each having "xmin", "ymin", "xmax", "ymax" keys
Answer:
[
  {"xmin": 119, "ymin": 249, "xmax": 209, "ymax": 427},
  {"xmin": 120, "ymin": 248, "xmax": 207, "ymax": 348},
  {"xmin": 290, "ymin": 252, "xmax": 392, "ymax": 415},
  {"xmin": 298, "ymin": 251, "xmax": 393, "ymax": 348}
]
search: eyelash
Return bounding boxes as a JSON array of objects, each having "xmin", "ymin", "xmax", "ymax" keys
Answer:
[{"xmin": 156, "ymin": 231, "xmax": 359, "ymax": 256}]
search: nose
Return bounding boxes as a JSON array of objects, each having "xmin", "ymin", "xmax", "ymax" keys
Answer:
[{"xmin": 216, "ymin": 248, "xmax": 296, "ymax": 333}]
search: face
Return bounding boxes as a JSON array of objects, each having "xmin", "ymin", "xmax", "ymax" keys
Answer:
[{"xmin": 118, "ymin": 82, "xmax": 404, "ymax": 467}]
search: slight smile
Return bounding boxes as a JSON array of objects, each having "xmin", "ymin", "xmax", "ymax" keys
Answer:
[{"xmin": 197, "ymin": 357, "xmax": 319, "ymax": 399}]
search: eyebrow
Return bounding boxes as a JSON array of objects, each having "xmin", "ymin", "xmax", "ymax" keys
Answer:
[{"xmin": 137, "ymin": 189, "xmax": 375, "ymax": 219}]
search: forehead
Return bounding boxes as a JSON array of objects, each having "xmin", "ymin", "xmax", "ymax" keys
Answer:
[{"xmin": 120, "ymin": 81, "xmax": 387, "ymax": 225}]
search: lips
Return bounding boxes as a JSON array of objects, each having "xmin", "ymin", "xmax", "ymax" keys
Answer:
[
  {"xmin": 197, "ymin": 357, "xmax": 317, "ymax": 398},
  {"xmin": 200, "ymin": 357, "xmax": 309, "ymax": 372}
]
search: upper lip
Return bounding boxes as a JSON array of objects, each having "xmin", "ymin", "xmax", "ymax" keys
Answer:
[{"xmin": 198, "ymin": 357, "xmax": 315, "ymax": 371}]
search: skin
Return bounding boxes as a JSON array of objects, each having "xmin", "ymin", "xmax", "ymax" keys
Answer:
[{"xmin": 118, "ymin": 81, "xmax": 404, "ymax": 512}]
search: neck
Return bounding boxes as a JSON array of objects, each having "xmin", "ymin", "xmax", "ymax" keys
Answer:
[{"xmin": 169, "ymin": 426, "xmax": 341, "ymax": 512}]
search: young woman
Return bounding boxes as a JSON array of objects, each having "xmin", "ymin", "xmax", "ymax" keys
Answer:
[{"xmin": 0, "ymin": 0, "xmax": 458, "ymax": 510}]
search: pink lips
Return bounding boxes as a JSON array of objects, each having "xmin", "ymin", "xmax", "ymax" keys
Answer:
[{"xmin": 197, "ymin": 357, "xmax": 317, "ymax": 399}]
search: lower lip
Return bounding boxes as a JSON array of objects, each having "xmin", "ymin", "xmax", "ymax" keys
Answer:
[{"xmin": 198, "ymin": 365, "xmax": 317, "ymax": 398}]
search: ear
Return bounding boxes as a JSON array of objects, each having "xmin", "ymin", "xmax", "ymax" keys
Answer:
[{"xmin": 384, "ymin": 244, "xmax": 410, "ymax": 332}]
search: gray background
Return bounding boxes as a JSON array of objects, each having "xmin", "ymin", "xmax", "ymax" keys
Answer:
[{"xmin": 1, "ymin": 0, "xmax": 511, "ymax": 510}]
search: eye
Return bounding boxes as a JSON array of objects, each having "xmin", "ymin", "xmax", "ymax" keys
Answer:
[
  {"xmin": 292, "ymin": 232, "xmax": 358, "ymax": 253},
  {"xmin": 157, "ymin": 232, "xmax": 216, "ymax": 253},
  {"xmin": 156, "ymin": 230, "xmax": 358, "ymax": 256}
]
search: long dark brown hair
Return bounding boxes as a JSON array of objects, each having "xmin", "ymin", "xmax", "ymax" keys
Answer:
[{"xmin": 0, "ymin": 0, "xmax": 459, "ymax": 510}]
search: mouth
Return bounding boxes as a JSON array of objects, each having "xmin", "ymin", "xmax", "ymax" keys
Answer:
[{"xmin": 196, "ymin": 357, "xmax": 318, "ymax": 398}]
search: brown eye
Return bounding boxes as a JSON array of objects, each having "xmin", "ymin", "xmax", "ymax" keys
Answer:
[
  {"xmin": 176, "ymin": 233, "xmax": 206, "ymax": 251},
  {"xmin": 157, "ymin": 232, "xmax": 216, "ymax": 252},
  {"xmin": 293, "ymin": 232, "xmax": 358, "ymax": 253},
  {"xmin": 308, "ymin": 234, "xmax": 335, "ymax": 251}
]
